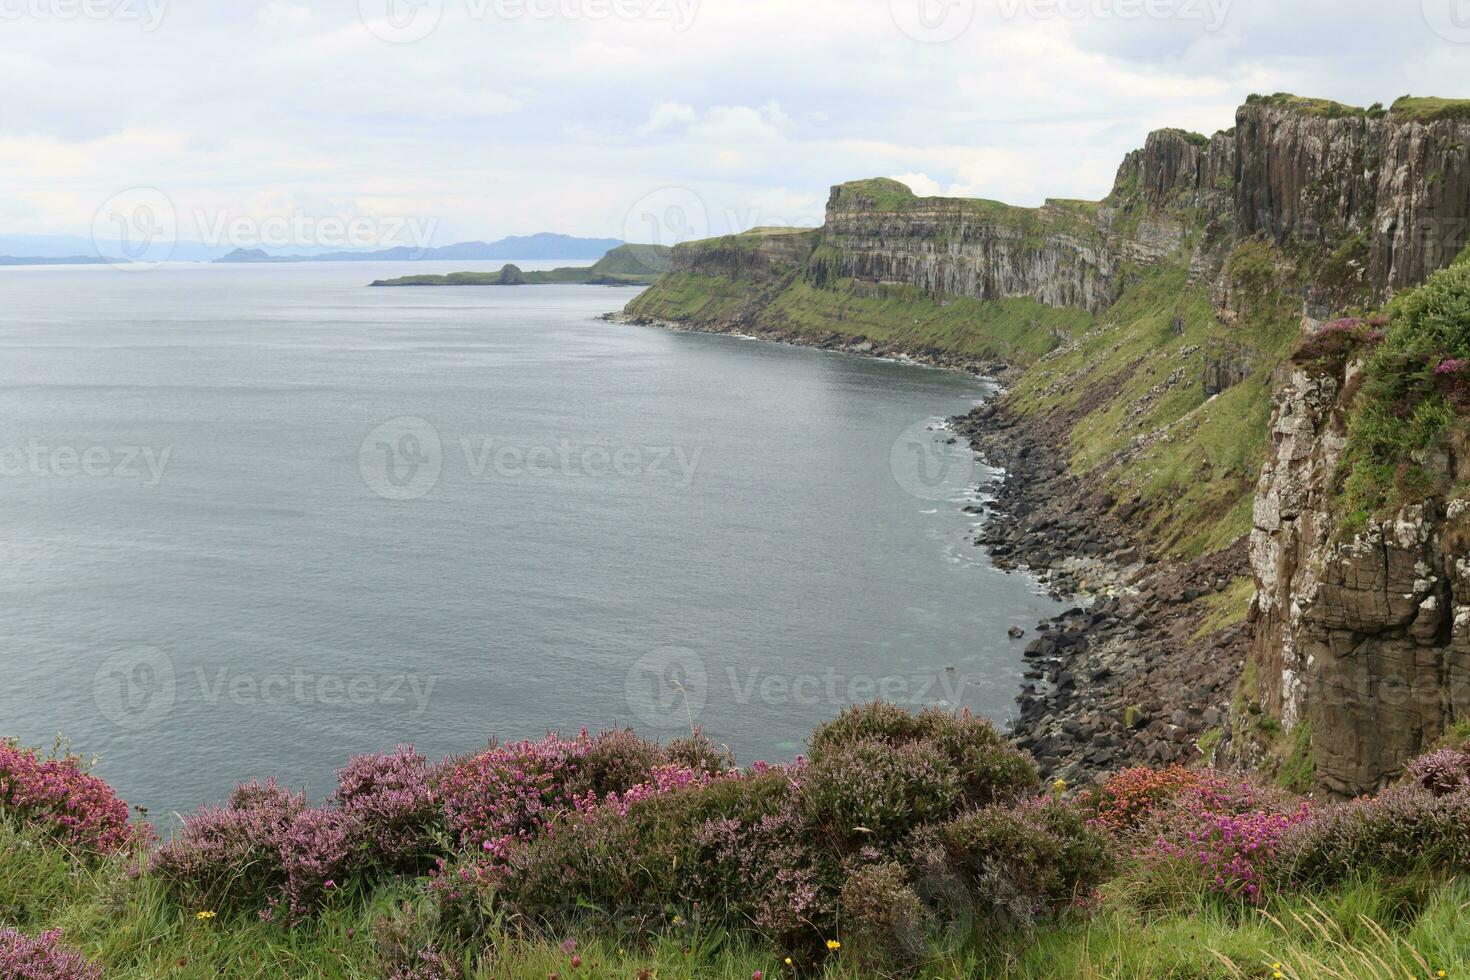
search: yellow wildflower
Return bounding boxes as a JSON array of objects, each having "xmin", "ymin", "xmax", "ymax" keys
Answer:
[
  {"xmin": 1053, "ymin": 778, "xmax": 1067, "ymax": 791},
  {"xmin": 826, "ymin": 940, "xmax": 841, "ymax": 951},
  {"xmin": 784, "ymin": 957, "xmax": 793, "ymax": 966},
  {"xmin": 195, "ymin": 910, "xmax": 216, "ymax": 921}
]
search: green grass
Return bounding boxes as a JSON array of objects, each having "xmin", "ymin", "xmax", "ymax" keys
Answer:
[
  {"xmin": 629, "ymin": 272, "xmax": 1087, "ymax": 365},
  {"xmin": 623, "ymin": 270, "xmax": 763, "ymax": 323},
  {"xmin": 999, "ymin": 875, "xmax": 1470, "ymax": 979},
  {"xmin": 1244, "ymin": 93, "xmax": 1374, "ymax": 119},
  {"xmin": 1335, "ymin": 259, "xmax": 1470, "ymax": 532},
  {"xmin": 8, "ymin": 817, "xmax": 1470, "ymax": 980},
  {"xmin": 1390, "ymin": 96, "xmax": 1470, "ymax": 123},
  {"xmin": 827, "ymin": 179, "xmax": 1105, "ymax": 243},
  {"xmin": 1002, "ymin": 252, "xmax": 1298, "ymax": 559},
  {"xmin": 1192, "ymin": 577, "xmax": 1257, "ymax": 640}
]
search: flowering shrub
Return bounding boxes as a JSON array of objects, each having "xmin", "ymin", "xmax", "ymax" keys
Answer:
[
  {"xmin": 275, "ymin": 807, "xmax": 360, "ymax": 921},
  {"xmin": 809, "ymin": 703, "xmax": 1037, "ymax": 807},
  {"xmin": 1085, "ymin": 765, "xmax": 1210, "ymax": 836},
  {"xmin": 665, "ymin": 730, "xmax": 737, "ymax": 777},
  {"xmin": 0, "ymin": 927, "xmax": 103, "ymax": 980},
  {"xmin": 1293, "ymin": 316, "xmax": 1385, "ymax": 373},
  {"xmin": 1406, "ymin": 747, "xmax": 1470, "ymax": 796},
  {"xmin": 440, "ymin": 733, "xmax": 593, "ymax": 860},
  {"xmin": 334, "ymin": 746, "xmax": 445, "ymax": 873},
  {"xmin": 572, "ymin": 763, "xmax": 722, "ymax": 817},
  {"xmin": 1140, "ymin": 777, "xmax": 1312, "ymax": 903},
  {"xmin": 493, "ymin": 768, "xmax": 838, "ymax": 957},
  {"xmin": 801, "ymin": 739, "xmax": 960, "ymax": 851},
  {"xmin": 568, "ymin": 728, "xmax": 667, "ymax": 799},
  {"xmin": 908, "ymin": 796, "xmax": 1112, "ymax": 930},
  {"xmin": 837, "ymin": 862, "xmax": 929, "ymax": 976},
  {"xmin": 1279, "ymin": 783, "xmax": 1470, "ymax": 887},
  {"xmin": 151, "ymin": 778, "xmax": 307, "ymax": 913},
  {"xmin": 0, "ymin": 740, "xmax": 148, "ymax": 854}
]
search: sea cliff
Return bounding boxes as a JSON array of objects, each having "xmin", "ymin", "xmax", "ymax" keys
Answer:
[{"xmin": 621, "ymin": 93, "xmax": 1470, "ymax": 794}]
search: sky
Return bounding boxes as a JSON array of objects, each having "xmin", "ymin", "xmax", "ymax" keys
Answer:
[{"xmin": 3, "ymin": 0, "xmax": 1468, "ymax": 252}]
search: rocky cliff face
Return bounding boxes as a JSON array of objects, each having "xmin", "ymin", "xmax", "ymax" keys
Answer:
[
  {"xmin": 1250, "ymin": 353, "xmax": 1470, "ymax": 796},
  {"xmin": 816, "ymin": 188, "xmax": 1122, "ymax": 312},
  {"xmin": 647, "ymin": 97, "xmax": 1470, "ymax": 329},
  {"xmin": 1234, "ymin": 102, "xmax": 1470, "ymax": 301},
  {"xmin": 667, "ymin": 227, "xmax": 817, "ymax": 281}
]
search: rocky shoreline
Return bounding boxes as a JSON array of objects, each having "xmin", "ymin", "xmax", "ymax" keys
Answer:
[
  {"xmin": 954, "ymin": 400, "xmax": 1248, "ymax": 785},
  {"xmin": 602, "ymin": 310, "xmax": 1023, "ymax": 382},
  {"xmin": 608, "ymin": 309, "xmax": 1247, "ymax": 786}
]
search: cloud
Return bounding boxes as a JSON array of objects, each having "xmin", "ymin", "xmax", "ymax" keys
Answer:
[
  {"xmin": 637, "ymin": 101, "xmax": 699, "ymax": 136},
  {"xmin": 891, "ymin": 172, "xmax": 941, "ymax": 196},
  {"xmin": 1, "ymin": 0, "xmax": 1463, "ymax": 243}
]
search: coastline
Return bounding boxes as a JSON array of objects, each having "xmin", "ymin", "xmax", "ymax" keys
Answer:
[{"xmin": 608, "ymin": 309, "xmax": 1247, "ymax": 785}]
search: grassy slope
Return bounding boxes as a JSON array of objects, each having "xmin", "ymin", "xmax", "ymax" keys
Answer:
[
  {"xmin": 626, "ymin": 272, "xmax": 1087, "ymax": 364},
  {"xmin": 7, "ymin": 817, "xmax": 1469, "ymax": 979}
]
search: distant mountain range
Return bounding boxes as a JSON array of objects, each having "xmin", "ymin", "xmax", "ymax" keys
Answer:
[
  {"xmin": 0, "ymin": 255, "xmax": 115, "ymax": 266},
  {"xmin": 214, "ymin": 234, "xmax": 625, "ymax": 264},
  {"xmin": 0, "ymin": 232, "xmax": 628, "ymax": 265}
]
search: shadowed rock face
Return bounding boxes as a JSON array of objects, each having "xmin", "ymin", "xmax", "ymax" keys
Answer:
[
  {"xmin": 1251, "ymin": 360, "xmax": 1470, "ymax": 796},
  {"xmin": 1234, "ymin": 106, "xmax": 1470, "ymax": 297}
]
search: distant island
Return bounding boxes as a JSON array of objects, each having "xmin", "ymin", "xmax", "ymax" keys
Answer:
[
  {"xmin": 214, "ymin": 232, "xmax": 625, "ymax": 264},
  {"xmin": 369, "ymin": 244, "xmax": 672, "ymax": 287}
]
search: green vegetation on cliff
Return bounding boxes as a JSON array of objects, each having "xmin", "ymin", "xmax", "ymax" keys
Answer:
[
  {"xmin": 1331, "ymin": 255, "xmax": 1470, "ymax": 530},
  {"xmin": 627, "ymin": 272, "xmax": 1085, "ymax": 364}
]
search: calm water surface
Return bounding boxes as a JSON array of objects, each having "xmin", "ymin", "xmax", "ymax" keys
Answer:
[{"xmin": 0, "ymin": 261, "xmax": 1061, "ymax": 820}]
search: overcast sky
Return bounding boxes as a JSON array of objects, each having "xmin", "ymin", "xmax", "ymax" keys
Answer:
[{"xmin": 4, "ymin": 0, "xmax": 1468, "ymax": 250}]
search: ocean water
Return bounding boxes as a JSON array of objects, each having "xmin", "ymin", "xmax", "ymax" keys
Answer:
[{"xmin": 0, "ymin": 260, "xmax": 1061, "ymax": 821}]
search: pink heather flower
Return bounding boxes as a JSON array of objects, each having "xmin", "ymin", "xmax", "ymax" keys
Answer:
[
  {"xmin": 324, "ymin": 879, "xmax": 335, "ymax": 889},
  {"xmin": 1436, "ymin": 358, "xmax": 1467, "ymax": 376},
  {"xmin": 0, "ymin": 740, "xmax": 151, "ymax": 854},
  {"xmin": 0, "ymin": 927, "xmax": 103, "ymax": 980},
  {"xmin": 1143, "ymin": 776, "xmax": 1313, "ymax": 903},
  {"xmin": 440, "ymin": 731, "xmax": 596, "ymax": 861}
]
